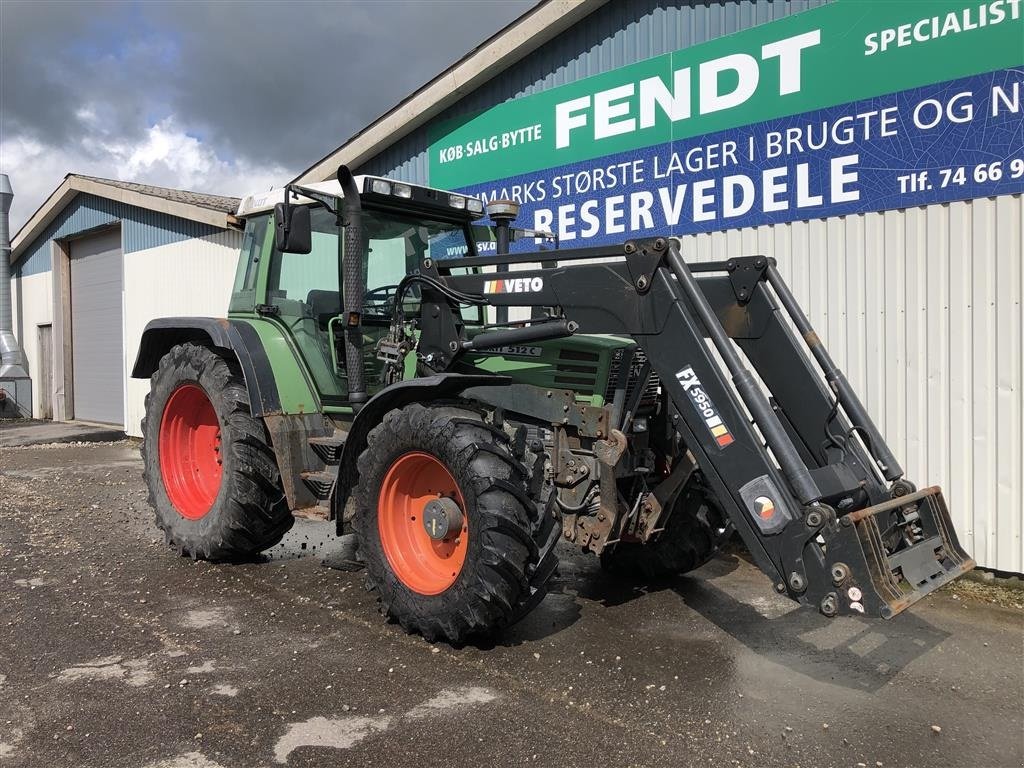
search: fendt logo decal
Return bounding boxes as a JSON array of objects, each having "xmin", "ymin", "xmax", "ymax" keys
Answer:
[
  {"xmin": 676, "ymin": 366, "xmax": 735, "ymax": 448},
  {"xmin": 483, "ymin": 277, "xmax": 544, "ymax": 294}
]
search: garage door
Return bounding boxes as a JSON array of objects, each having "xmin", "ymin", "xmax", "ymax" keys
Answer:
[{"xmin": 71, "ymin": 228, "xmax": 124, "ymax": 425}]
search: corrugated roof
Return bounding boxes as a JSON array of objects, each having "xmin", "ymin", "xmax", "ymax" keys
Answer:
[
  {"xmin": 71, "ymin": 175, "xmax": 240, "ymax": 213},
  {"xmin": 11, "ymin": 174, "xmax": 244, "ymax": 261}
]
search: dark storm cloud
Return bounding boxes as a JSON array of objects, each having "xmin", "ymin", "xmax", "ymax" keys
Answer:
[
  {"xmin": 0, "ymin": 0, "xmax": 536, "ymax": 174},
  {"xmin": 0, "ymin": 2, "xmax": 117, "ymax": 145}
]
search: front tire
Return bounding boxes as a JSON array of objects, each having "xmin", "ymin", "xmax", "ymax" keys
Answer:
[
  {"xmin": 141, "ymin": 343, "xmax": 293, "ymax": 561},
  {"xmin": 352, "ymin": 403, "xmax": 553, "ymax": 643}
]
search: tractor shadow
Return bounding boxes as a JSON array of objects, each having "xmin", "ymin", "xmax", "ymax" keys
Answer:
[
  {"xmin": 270, "ymin": 522, "xmax": 950, "ymax": 687},
  {"xmin": 488, "ymin": 545, "xmax": 951, "ymax": 691},
  {"xmin": 474, "ymin": 590, "xmax": 585, "ymax": 649},
  {"xmin": 263, "ymin": 520, "xmax": 363, "ymax": 568},
  {"xmin": 470, "ymin": 545, "xmax": 735, "ymax": 649},
  {"xmin": 670, "ymin": 555, "xmax": 952, "ymax": 693}
]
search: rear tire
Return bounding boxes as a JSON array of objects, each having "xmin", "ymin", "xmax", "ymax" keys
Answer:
[
  {"xmin": 600, "ymin": 482, "xmax": 725, "ymax": 580},
  {"xmin": 141, "ymin": 342, "xmax": 293, "ymax": 561},
  {"xmin": 353, "ymin": 403, "xmax": 554, "ymax": 643}
]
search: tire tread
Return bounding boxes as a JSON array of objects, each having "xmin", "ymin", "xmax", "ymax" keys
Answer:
[{"xmin": 141, "ymin": 342, "xmax": 292, "ymax": 561}]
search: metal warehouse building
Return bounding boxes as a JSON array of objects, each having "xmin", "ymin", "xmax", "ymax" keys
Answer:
[
  {"xmin": 296, "ymin": 0, "xmax": 1023, "ymax": 573},
  {"xmin": 10, "ymin": 175, "xmax": 243, "ymax": 436}
]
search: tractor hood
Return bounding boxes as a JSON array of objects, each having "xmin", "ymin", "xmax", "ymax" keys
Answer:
[{"xmin": 464, "ymin": 333, "xmax": 655, "ymax": 408}]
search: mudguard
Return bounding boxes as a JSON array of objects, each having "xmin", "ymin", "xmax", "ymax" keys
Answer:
[
  {"xmin": 131, "ymin": 317, "xmax": 282, "ymax": 416},
  {"xmin": 333, "ymin": 373, "xmax": 512, "ymax": 530}
]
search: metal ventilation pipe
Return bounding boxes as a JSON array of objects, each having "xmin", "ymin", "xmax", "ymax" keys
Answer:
[{"xmin": 0, "ymin": 173, "xmax": 28, "ymax": 379}]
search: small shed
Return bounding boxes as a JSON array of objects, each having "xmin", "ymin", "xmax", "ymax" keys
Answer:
[{"xmin": 10, "ymin": 175, "xmax": 244, "ymax": 436}]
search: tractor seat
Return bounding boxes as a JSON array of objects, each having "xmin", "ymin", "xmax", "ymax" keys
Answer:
[{"xmin": 307, "ymin": 290, "xmax": 342, "ymax": 329}]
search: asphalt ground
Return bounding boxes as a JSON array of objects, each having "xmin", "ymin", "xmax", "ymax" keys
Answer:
[{"xmin": 1, "ymin": 441, "xmax": 1021, "ymax": 768}]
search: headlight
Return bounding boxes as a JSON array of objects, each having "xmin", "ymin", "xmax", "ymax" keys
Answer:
[
  {"xmin": 466, "ymin": 198, "xmax": 484, "ymax": 214},
  {"xmin": 393, "ymin": 183, "xmax": 412, "ymax": 199},
  {"xmin": 448, "ymin": 194, "xmax": 466, "ymax": 209},
  {"xmin": 371, "ymin": 179, "xmax": 391, "ymax": 195}
]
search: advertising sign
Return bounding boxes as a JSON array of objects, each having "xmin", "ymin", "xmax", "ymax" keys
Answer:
[{"xmin": 428, "ymin": 0, "xmax": 1024, "ymax": 250}]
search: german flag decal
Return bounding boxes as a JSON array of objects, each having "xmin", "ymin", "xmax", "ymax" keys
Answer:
[{"xmin": 675, "ymin": 365, "xmax": 735, "ymax": 449}]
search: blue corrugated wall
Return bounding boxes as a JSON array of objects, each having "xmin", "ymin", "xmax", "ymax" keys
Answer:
[
  {"xmin": 357, "ymin": 0, "xmax": 831, "ymax": 184},
  {"xmin": 13, "ymin": 193, "xmax": 224, "ymax": 277}
]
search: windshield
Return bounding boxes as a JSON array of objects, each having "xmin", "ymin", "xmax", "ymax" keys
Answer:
[
  {"xmin": 362, "ymin": 207, "xmax": 472, "ymax": 314},
  {"xmin": 266, "ymin": 204, "xmax": 472, "ymax": 319}
]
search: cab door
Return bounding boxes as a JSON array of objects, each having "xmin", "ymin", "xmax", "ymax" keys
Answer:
[
  {"xmin": 263, "ymin": 206, "xmax": 349, "ymax": 404},
  {"xmin": 261, "ymin": 205, "xmax": 418, "ymax": 406}
]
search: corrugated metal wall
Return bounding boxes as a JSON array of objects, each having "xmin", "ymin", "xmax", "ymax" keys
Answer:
[
  {"xmin": 680, "ymin": 197, "xmax": 1023, "ymax": 574},
  {"xmin": 122, "ymin": 230, "xmax": 243, "ymax": 436},
  {"xmin": 9, "ymin": 270, "xmax": 53, "ymax": 421},
  {"xmin": 13, "ymin": 193, "xmax": 226, "ymax": 277},
  {"xmin": 358, "ymin": 0, "xmax": 832, "ymax": 184}
]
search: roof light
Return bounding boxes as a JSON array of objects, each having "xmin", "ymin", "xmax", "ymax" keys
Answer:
[
  {"xmin": 448, "ymin": 194, "xmax": 466, "ymax": 209},
  {"xmin": 393, "ymin": 183, "xmax": 412, "ymax": 199},
  {"xmin": 466, "ymin": 198, "xmax": 484, "ymax": 214},
  {"xmin": 485, "ymin": 199, "xmax": 521, "ymax": 220},
  {"xmin": 371, "ymin": 179, "xmax": 391, "ymax": 195}
]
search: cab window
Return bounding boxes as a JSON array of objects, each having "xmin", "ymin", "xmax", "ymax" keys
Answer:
[
  {"xmin": 229, "ymin": 214, "xmax": 269, "ymax": 311},
  {"xmin": 267, "ymin": 207, "xmax": 341, "ymax": 318}
]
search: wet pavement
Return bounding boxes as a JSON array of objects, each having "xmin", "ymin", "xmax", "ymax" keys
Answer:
[
  {"xmin": 0, "ymin": 419, "xmax": 125, "ymax": 448},
  {"xmin": 1, "ymin": 441, "xmax": 1021, "ymax": 768}
]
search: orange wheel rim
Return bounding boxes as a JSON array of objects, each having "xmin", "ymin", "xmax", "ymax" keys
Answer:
[
  {"xmin": 158, "ymin": 383, "xmax": 222, "ymax": 520},
  {"xmin": 378, "ymin": 452, "xmax": 468, "ymax": 595}
]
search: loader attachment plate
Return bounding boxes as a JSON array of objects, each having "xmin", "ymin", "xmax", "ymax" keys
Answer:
[{"xmin": 837, "ymin": 487, "xmax": 973, "ymax": 619}]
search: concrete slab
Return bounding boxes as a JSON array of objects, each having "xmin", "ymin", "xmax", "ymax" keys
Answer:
[{"xmin": 0, "ymin": 419, "xmax": 125, "ymax": 448}]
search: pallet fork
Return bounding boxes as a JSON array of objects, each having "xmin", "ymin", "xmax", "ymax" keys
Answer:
[{"xmin": 415, "ymin": 237, "xmax": 974, "ymax": 618}]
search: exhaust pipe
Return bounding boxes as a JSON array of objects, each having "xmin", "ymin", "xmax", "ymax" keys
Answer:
[
  {"xmin": 336, "ymin": 165, "xmax": 366, "ymax": 410},
  {"xmin": 0, "ymin": 173, "xmax": 28, "ymax": 380}
]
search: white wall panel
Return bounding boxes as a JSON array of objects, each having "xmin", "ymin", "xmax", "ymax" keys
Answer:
[
  {"xmin": 10, "ymin": 270, "xmax": 54, "ymax": 419},
  {"xmin": 122, "ymin": 230, "xmax": 242, "ymax": 437},
  {"xmin": 679, "ymin": 196, "xmax": 1024, "ymax": 573}
]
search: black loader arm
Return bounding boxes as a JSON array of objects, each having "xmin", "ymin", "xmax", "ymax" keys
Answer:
[
  {"xmin": 131, "ymin": 317, "xmax": 281, "ymax": 417},
  {"xmin": 414, "ymin": 238, "xmax": 973, "ymax": 621}
]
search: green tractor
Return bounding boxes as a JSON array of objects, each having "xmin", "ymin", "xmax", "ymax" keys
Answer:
[{"xmin": 134, "ymin": 167, "xmax": 972, "ymax": 643}]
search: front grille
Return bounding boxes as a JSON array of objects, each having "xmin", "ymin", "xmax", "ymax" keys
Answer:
[
  {"xmin": 605, "ymin": 346, "xmax": 661, "ymax": 412},
  {"xmin": 555, "ymin": 348, "xmax": 600, "ymax": 392}
]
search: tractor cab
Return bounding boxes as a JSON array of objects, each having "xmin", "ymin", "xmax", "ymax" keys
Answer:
[
  {"xmin": 230, "ymin": 175, "xmax": 622, "ymax": 414},
  {"xmin": 231, "ymin": 176, "xmax": 487, "ymax": 407}
]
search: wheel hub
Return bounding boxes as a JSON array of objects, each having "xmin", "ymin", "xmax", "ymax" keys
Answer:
[{"xmin": 422, "ymin": 497, "xmax": 463, "ymax": 541}]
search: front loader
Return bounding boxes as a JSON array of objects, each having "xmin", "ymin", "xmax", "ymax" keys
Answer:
[{"xmin": 133, "ymin": 167, "xmax": 973, "ymax": 643}]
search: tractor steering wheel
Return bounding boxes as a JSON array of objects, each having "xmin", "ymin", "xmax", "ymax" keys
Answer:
[{"xmin": 364, "ymin": 285, "xmax": 399, "ymax": 305}]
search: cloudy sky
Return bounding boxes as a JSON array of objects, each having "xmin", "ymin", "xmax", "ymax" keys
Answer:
[{"xmin": 0, "ymin": 0, "xmax": 535, "ymax": 232}]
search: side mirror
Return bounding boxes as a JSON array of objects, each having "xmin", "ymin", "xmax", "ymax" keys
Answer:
[{"xmin": 274, "ymin": 201, "xmax": 311, "ymax": 254}]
